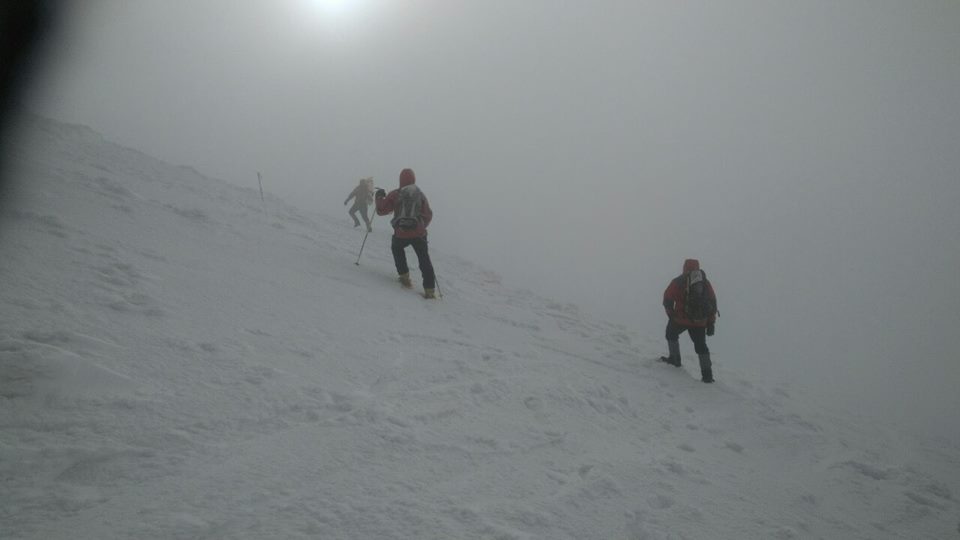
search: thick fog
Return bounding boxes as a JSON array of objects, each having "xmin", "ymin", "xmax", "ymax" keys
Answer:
[{"xmin": 25, "ymin": 0, "xmax": 960, "ymax": 440}]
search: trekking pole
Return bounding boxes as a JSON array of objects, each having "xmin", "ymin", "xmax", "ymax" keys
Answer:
[
  {"xmin": 435, "ymin": 274, "xmax": 444, "ymax": 298},
  {"xmin": 354, "ymin": 232, "xmax": 369, "ymax": 265},
  {"xmin": 354, "ymin": 206, "xmax": 376, "ymax": 266}
]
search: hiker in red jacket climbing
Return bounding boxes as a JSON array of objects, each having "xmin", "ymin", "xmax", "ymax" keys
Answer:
[
  {"xmin": 660, "ymin": 258, "xmax": 718, "ymax": 383},
  {"xmin": 375, "ymin": 168, "xmax": 436, "ymax": 299}
]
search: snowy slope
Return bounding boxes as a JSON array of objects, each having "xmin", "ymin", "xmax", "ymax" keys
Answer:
[{"xmin": 1, "ymin": 115, "xmax": 958, "ymax": 540}]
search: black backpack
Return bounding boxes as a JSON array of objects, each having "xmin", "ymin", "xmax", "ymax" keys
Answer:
[
  {"xmin": 683, "ymin": 269, "xmax": 716, "ymax": 323},
  {"xmin": 391, "ymin": 184, "xmax": 423, "ymax": 231}
]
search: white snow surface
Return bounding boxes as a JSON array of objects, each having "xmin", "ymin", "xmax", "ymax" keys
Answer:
[{"xmin": 1, "ymin": 115, "xmax": 958, "ymax": 539}]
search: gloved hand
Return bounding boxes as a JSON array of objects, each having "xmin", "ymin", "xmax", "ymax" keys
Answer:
[
  {"xmin": 343, "ymin": 200, "xmax": 348, "ymax": 206},
  {"xmin": 706, "ymin": 324, "xmax": 715, "ymax": 336},
  {"xmin": 375, "ymin": 188, "xmax": 386, "ymax": 199}
]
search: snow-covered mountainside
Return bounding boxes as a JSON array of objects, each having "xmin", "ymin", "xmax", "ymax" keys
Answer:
[{"xmin": 1, "ymin": 115, "xmax": 958, "ymax": 539}]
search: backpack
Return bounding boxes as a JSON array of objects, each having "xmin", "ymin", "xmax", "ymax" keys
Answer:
[
  {"xmin": 683, "ymin": 269, "xmax": 715, "ymax": 323},
  {"xmin": 361, "ymin": 178, "xmax": 374, "ymax": 202},
  {"xmin": 391, "ymin": 184, "xmax": 424, "ymax": 231}
]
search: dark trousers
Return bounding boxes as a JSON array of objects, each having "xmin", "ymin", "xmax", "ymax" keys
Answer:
[
  {"xmin": 349, "ymin": 203, "xmax": 370, "ymax": 226},
  {"xmin": 391, "ymin": 235, "xmax": 435, "ymax": 289},
  {"xmin": 665, "ymin": 319, "xmax": 709, "ymax": 355}
]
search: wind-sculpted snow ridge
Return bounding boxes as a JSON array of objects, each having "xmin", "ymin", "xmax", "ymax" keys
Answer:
[{"xmin": 1, "ymin": 115, "xmax": 958, "ymax": 539}]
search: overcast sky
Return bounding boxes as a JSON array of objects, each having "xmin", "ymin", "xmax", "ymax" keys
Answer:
[{"xmin": 22, "ymin": 0, "xmax": 960, "ymax": 440}]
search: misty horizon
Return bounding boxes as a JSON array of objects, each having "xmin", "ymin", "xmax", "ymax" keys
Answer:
[{"xmin": 11, "ymin": 0, "xmax": 960, "ymax": 441}]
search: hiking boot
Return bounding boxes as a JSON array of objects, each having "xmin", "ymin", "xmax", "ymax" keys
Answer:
[
  {"xmin": 423, "ymin": 288, "xmax": 436, "ymax": 299},
  {"xmin": 398, "ymin": 273, "xmax": 413, "ymax": 289},
  {"xmin": 659, "ymin": 356, "xmax": 681, "ymax": 367},
  {"xmin": 660, "ymin": 340, "xmax": 681, "ymax": 366},
  {"xmin": 698, "ymin": 353, "xmax": 714, "ymax": 383}
]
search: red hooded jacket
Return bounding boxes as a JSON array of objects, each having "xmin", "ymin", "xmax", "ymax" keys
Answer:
[
  {"xmin": 375, "ymin": 168, "xmax": 433, "ymax": 239},
  {"xmin": 663, "ymin": 259, "xmax": 718, "ymax": 327}
]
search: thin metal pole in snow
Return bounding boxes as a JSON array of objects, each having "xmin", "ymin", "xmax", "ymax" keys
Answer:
[
  {"xmin": 257, "ymin": 172, "xmax": 264, "ymax": 203},
  {"xmin": 354, "ymin": 231, "xmax": 370, "ymax": 265},
  {"xmin": 354, "ymin": 211, "xmax": 376, "ymax": 266}
]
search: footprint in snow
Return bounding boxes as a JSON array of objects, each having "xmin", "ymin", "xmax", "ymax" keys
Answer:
[
  {"xmin": 523, "ymin": 396, "xmax": 543, "ymax": 411},
  {"xmin": 649, "ymin": 493, "xmax": 675, "ymax": 510},
  {"xmin": 903, "ymin": 490, "xmax": 949, "ymax": 511},
  {"xmin": 662, "ymin": 461, "xmax": 684, "ymax": 476},
  {"xmin": 919, "ymin": 481, "xmax": 952, "ymax": 501},
  {"xmin": 725, "ymin": 441, "xmax": 744, "ymax": 453}
]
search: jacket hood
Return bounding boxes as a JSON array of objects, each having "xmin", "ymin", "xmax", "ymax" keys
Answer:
[
  {"xmin": 683, "ymin": 259, "xmax": 700, "ymax": 273},
  {"xmin": 399, "ymin": 168, "xmax": 416, "ymax": 188}
]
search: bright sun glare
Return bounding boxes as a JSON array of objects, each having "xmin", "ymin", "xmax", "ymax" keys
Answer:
[
  {"xmin": 292, "ymin": 0, "xmax": 371, "ymax": 40},
  {"xmin": 309, "ymin": 0, "xmax": 354, "ymax": 16}
]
